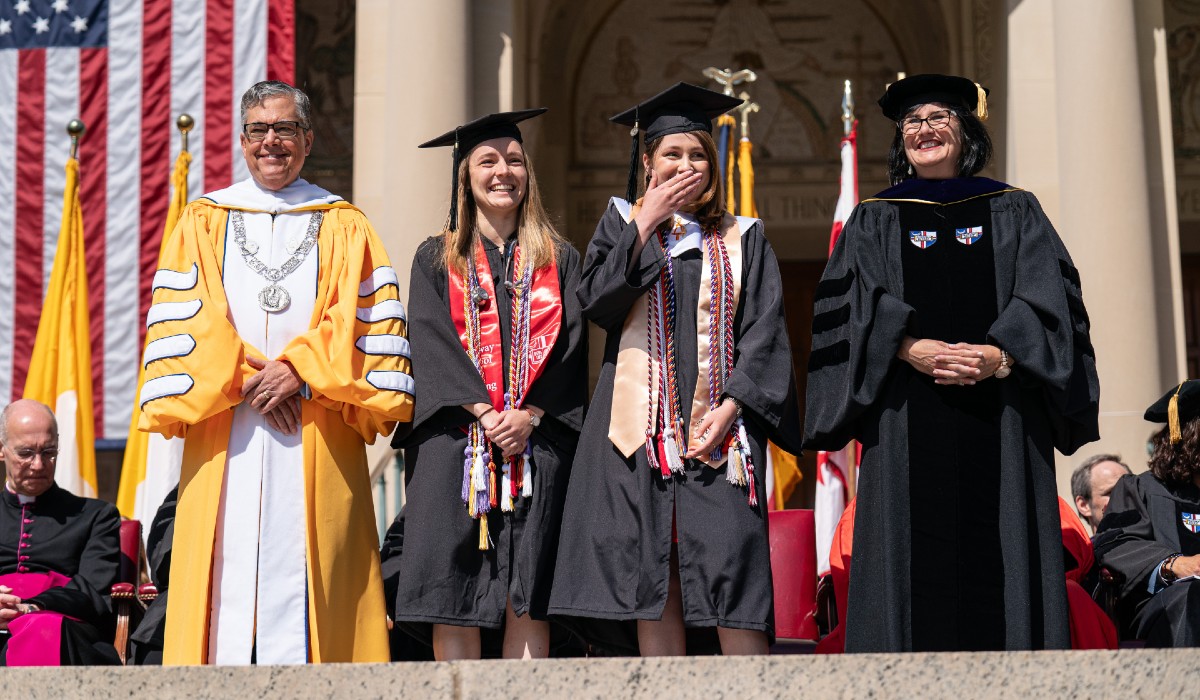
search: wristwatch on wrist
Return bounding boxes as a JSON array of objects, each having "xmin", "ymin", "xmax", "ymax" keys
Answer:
[
  {"xmin": 1161, "ymin": 554, "xmax": 1182, "ymax": 586},
  {"xmin": 994, "ymin": 350, "xmax": 1011, "ymax": 379},
  {"xmin": 524, "ymin": 407, "xmax": 541, "ymax": 428}
]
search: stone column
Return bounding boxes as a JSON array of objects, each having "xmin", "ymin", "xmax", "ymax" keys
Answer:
[
  {"xmin": 1005, "ymin": 0, "xmax": 1061, "ymax": 218},
  {"xmin": 354, "ymin": 0, "xmax": 470, "ymax": 297},
  {"xmin": 355, "ymin": 0, "xmax": 471, "ymax": 514},
  {"xmin": 1048, "ymin": 0, "xmax": 1182, "ymax": 487},
  {"xmin": 472, "ymin": 1, "xmax": 515, "ymax": 114}
]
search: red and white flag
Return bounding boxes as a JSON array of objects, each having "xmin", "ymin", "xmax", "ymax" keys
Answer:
[
  {"xmin": 0, "ymin": 0, "xmax": 294, "ymax": 444},
  {"xmin": 815, "ymin": 121, "xmax": 858, "ymax": 576}
]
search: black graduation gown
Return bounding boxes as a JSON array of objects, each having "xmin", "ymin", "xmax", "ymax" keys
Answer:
[
  {"xmin": 388, "ymin": 235, "xmax": 587, "ymax": 639},
  {"xmin": 0, "ymin": 483, "xmax": 122, "ymax": 665},
  {"xmin": 804, "ymin": 178, "xmax": 1099, "ymax": 653},
  {"xmin": 129, "ymin": 485, "xmax": 178, "ymax": 665},
  {"xmin": 1095, "ymin": 472, "xmax": 1200, "ymax": 646},
  {"xmin": 547, "ymin": 202, "xmax": 802, "ymax": 654}
]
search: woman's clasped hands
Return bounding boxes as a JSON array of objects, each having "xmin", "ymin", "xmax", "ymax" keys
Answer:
[
  {"xmin": 898, "ymin": 337, "xmax": 1008, "ymax": 385},
  {"xmin": 475, "ymin": 405, "xmax": 540, "ymax": 458}
]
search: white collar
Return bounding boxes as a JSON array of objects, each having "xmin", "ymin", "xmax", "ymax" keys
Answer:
[
  {"xmin": 5, "ymin": 481, "xmax": 34, "ymax": 504},
  {"xmin": 202, "ymin": 177, "xmax": 343, "ymax": 214}
]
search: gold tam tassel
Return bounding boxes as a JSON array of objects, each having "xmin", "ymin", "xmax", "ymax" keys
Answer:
[
  {"xmin": 1170, "ymin": 384, "xmax": 1184, "ymax": 444},
  {"xmin": 478, "ymin": 516, "xmax": 490, "ymax": 550},
  {"xmin": 975, "ymin": 82, "xmax": 989, "ymax": 121}
]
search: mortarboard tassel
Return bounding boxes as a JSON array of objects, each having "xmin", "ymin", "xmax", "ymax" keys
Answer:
[
  {"xmin": 625, "ymin": 111, "xmax": 640, "ymax": 204},
  {"xmin": 449, "ymin": 129, "xmax": 461, "ymax": 232},
  {"xmin": 975, "ymin": 82, "xmax": 989, "ymax": 121},
  {"xmin": 1170, "ymin": 384, "xmax": 1184, "ymax": 444}
]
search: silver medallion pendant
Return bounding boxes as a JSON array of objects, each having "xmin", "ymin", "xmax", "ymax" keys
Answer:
[{"xmin": 259, "ymin": 283, "xmax": 291, "ymax": 313}]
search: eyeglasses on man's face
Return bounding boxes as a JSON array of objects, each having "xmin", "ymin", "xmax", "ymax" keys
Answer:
[
  {"xmin": 242, "ymin": 121, "xmax": 307, "ymax": 141},
  {"xmin": 7, "ymin": 447, "xmax": 58, "ymax": 465},
  {"xmin": 900, "ymin": 110, "xmax": 953, "ymax": 135}
]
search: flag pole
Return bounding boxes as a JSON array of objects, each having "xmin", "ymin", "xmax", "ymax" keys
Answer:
[
  {"xmin": 67, "ymin": 119, "xmax": 85, "ymax": 159},
  {"xmin": 177, "ymin": 113, "xmax": 194, "ymax": 153},
  {"xmin": 842, "ymin": 80, "xmax": 854, "ymax": 136}
]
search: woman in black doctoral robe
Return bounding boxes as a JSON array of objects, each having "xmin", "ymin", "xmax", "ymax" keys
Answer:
[
  {"xmin": 1095, "ymin": 380, "xmax": 1200, "ymax": 647},
  {"xmin": 389, "ymin": 109, "xmax": 587, "ymax": 660},
  {"xmin": 548, "ymin": 83, "xmax": 802, "ymax": 656},
  {"xmin": 803, "ymin": 74, "xmax": 1100, "ymax": 652}
]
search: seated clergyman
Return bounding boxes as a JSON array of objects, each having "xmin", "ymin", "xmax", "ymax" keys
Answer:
[
  {"xmin": 0, "ymin": 399, "xmax": 121, "ymax": 665},
  {"xmin": 1096, "ymin": 380, "xmax": 1200, "ymax": 647}
]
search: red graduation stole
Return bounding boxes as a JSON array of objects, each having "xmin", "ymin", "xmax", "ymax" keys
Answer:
[
  {"xmin": 449, "ymin": 238, "xmax": 562, "ymax": 411},
  {"xmin": 448, "ymin": 238, "xmax": 562, "ymax": 548}
]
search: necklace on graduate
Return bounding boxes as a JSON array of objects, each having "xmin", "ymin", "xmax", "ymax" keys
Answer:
[{"xmin": 230, "ymin": 210, "xmax": 324, "ymax": 312}]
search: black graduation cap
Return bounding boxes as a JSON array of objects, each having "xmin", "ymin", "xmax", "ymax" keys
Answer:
[
  {"xmin": 610, "ymin": 82, "xmax": 743, "ymax": 203},
  {"xmin": 1146, "ymin": 380, "xmax": 1200, "ymax": 444},
  {"xmin": 419, "ymin": 108, "xmax": 548, "ymax": 232},
  {"xmin": 877, "ymin": 73, "xmax": 990, "ymax": 122}
]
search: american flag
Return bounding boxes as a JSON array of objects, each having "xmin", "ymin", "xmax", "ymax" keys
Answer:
[
  {"xmin": 815, "ymin": 119, "xmax": 858, "ymax": 576},
  {"xmin": 0, "ymin": 0, "xmax": 294, "ymax": 441}
]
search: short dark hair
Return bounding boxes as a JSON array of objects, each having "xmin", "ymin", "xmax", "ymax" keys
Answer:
[
  {"xmin": 1149, "ymin": 420, "xmax": 1200, "ymax": 487},
  {"xmin": 886, "ymin": 103, "xmax": 992, "ymax": 186},
  {"xmin": 1070, "ymin": 454, "xmax": 1131, "ymax": 501}
]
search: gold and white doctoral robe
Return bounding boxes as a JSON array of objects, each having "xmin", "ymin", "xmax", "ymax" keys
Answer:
[{"xmin": 138, "ymin": 178, "xmax": 412, "ymax": 665}]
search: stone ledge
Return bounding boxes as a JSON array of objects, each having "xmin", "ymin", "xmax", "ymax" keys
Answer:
[{"xmin": 5, "ymin": 649, "xmax": 1192, "ymax": 699}]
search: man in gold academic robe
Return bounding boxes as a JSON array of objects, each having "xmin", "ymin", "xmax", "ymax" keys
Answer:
[{"xmin": 138, "ymin": 81, "xmax": 412, "ymax": 665}]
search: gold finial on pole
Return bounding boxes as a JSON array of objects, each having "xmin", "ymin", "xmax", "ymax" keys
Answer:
[
  {"xmin": 842, "ymin": 79, "xmax": 855, "ymax": 136},
  {"xmin": 176, "ymin": 113, "xmax": 195, "ymax": 153},
  {"xmin": 736, "ymin": 91, "xmax": 760, "ymax": 141},
  {"xmin": 702, "ymin": 67, "xmax": 757, "ymax": 96},
  {"xmin": 66, "ymin": 119, "xmax": 85, "ymax": 159}
]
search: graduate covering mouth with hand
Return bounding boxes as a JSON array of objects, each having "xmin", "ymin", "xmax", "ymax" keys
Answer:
[
  {"xmin": 548, "ymin": 82, "xmax": 802, "ymax": 656},
  {"xmin": 803, "ymin": 74, "xmax": 1100, "ymax": 652},
  {"xmin": 388, "ymin": 108, "xmax": 587, "ymax": 661}
]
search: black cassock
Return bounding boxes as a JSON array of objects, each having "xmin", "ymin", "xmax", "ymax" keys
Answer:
[
  {"xmin": 1095, "ymin": 472, "xmax": 1200, "ymax": 647},
  {"xmin": 804, "ymin": 178, "xmax": 1099, "ymax": 652},
  {"xmin": 547, "ymin": 202, "xmax": 801, "ymax": 653},
  {"xmin": 0, "ymin": 484, "xmax": 121, "ymax": 665},
  {"xmin": 388, "ymin": 236, "xmax": 587, "ymax": 642}
]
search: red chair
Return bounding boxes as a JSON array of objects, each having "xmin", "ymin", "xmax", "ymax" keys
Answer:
[{"xmin": 769, "ymin": 508, "xmax": 819, "ymax": 641}]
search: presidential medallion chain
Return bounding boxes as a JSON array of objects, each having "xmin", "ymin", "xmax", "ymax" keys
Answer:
[{"xmin": 231, "ymin": 210, "xmax": 323, "ymax": 312}]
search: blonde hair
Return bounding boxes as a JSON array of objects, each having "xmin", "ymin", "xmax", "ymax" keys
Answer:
[
  {"xmin": 441, "ymin": 142, "xmax": 563, "ymax": 275},
  {"xmin": 643, "ymin": 130, "xmax": 725, "ymax": 231}
]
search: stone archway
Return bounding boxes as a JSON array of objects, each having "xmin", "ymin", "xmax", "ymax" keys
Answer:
[{"xmin": 529, "ymin": 0, "xmax": 958, "ymax": 258}]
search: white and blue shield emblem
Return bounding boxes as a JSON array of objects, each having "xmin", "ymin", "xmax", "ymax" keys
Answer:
[
  {"xmin": 909, "ymin": 230, "xmax": 937, "ymax": 249},
  {"xmin": 1183, "ymin": 512, "xmax": 1200, "ymax": 534},
  {"xmin": 955, "ymin": 225, "xmax": 984, "ymax": 245}
]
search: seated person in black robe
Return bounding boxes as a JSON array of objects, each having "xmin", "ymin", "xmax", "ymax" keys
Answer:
[
  {"xmin": 128, "ymin": 484, "xmax": 177, "ymax": 665},
  {"xmin": 1096, "ymin": 381, "xmax": 1200, "ymax": 647},
  {"xmin": 0, "ymin": 399, "xmax": 121, "ymax": 666}
]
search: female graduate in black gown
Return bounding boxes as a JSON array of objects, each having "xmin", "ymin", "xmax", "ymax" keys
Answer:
[
  {"xmin": 804, "ymin": 74, "xmax": 1100, "ymax": 652},
  {"xmin": 548, "ymin": 83, "xmax": 802, "ymax": 656},
  {"xmin": 1096, "ymin": 380, "xmax": 1200, "ymax": 647},
  {"xmin": 389, "ymin": 110, "xmax": 587, "ymax": 660}
]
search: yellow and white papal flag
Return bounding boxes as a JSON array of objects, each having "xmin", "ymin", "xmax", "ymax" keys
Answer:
[
  {"xmin": 22, "ymin": 156, "xmax": 97, "ymax": 497},
  {"xmin": 116, "ymin": 150, "xmax": 191, "ymax": 525}
]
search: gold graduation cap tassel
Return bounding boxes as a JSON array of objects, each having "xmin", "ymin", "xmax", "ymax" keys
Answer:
[
  {"xmin": 974, "ymin": 82, "xmax": 989, "ymax": 121},
  {"xmin": 1170, "ymin": 383, "xmax": 1184, "ymax": 444},
  {"xmin": 625, "ymin": 110, "xmax": 640, "ymax": 204}
]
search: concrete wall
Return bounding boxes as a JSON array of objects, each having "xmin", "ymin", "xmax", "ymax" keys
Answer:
[{"xmin": 8, "ymin": 650, "xmax": 1196, "ymax": 699}]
